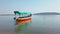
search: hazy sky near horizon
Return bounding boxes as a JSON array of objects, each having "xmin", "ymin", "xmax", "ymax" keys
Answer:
[{"xmin": 0, "ymin": 0, "xmax": 60, "ymax": 14}]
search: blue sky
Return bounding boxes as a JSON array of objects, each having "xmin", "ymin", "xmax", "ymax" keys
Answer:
[{"xmin": 0, "ymin": 0, "xmax": 60, "ymax": 14}]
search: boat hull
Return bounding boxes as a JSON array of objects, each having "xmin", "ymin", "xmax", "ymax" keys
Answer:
[{"xmin": 16, "ymin": 17, "xmax": 32, "ymax": 24}]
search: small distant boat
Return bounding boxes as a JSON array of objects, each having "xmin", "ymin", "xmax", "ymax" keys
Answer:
[{"xmin": 14, "ymin": 11, "xmax": 32, "ymax": 24}]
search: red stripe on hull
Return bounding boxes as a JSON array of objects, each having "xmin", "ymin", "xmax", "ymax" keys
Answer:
[{"xmin": 16, "ymin": 18, "xmax": 31, "ymax": 22}]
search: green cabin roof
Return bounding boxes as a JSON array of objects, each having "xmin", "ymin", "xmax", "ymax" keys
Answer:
[{"xmin": 14, "ymin": 11, "xmax": 31, "ymax": 15}]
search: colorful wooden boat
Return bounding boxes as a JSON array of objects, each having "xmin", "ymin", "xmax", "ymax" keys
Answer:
[{"xmin": 14, "ymin": 11, "xmax": 32, "ymax": 24}]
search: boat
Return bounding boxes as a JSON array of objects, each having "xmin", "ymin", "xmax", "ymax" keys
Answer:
[{"xmin": 14, "ymin": 11, "xmax": 32, "ymax": 24}]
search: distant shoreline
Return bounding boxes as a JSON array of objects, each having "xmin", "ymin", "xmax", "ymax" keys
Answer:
[
  {"xmin": 0, "ymin": 14, "xmax": 14, "ymax": 16},
  {"xmin": 0, "ymin": 12, "xmax": 60, "ymax": 16},
  {"xmin": 34, "ymin": 12, "xmax": 60, "ymax": 15}
]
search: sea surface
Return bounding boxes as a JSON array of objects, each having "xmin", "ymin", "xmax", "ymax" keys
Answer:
[{"xmin": 0, "ymin": 15, "xmax": 60, "ymax": 34}]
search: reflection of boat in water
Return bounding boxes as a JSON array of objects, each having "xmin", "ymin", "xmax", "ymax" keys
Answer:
[
  {"xmin": 15, "ymin": 22, "xmax": 31, "ymax": 32},
  {"xmin": 15, "ymin": 20, "xmax": 32, "ymax": 33}
]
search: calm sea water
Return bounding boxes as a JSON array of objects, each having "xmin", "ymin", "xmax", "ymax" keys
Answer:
[{"xmin": 0, "ymin": 15, "xmax": 60, "ymax": 34}]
